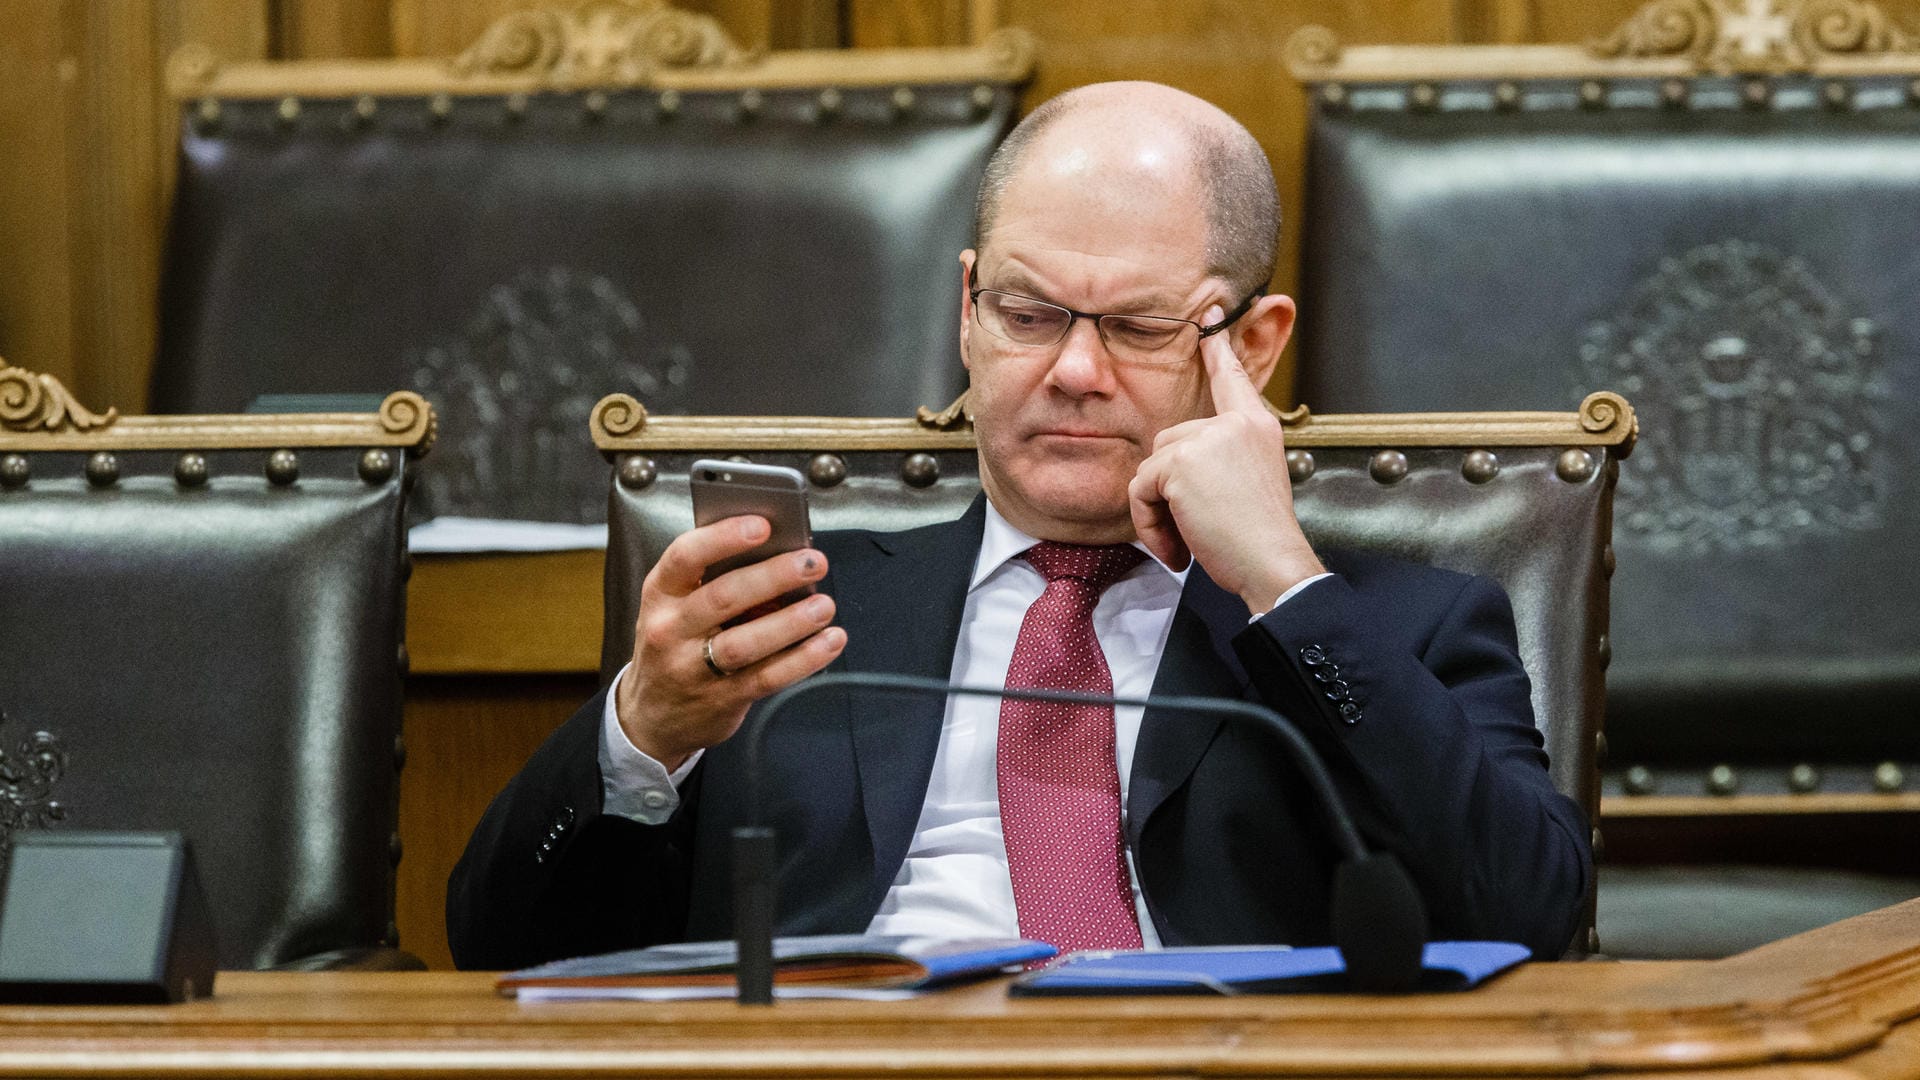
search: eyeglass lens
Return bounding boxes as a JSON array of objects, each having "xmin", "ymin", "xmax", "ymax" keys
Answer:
[{"xmin": 976, "ymin": 291, "xmax": 1198, "ymax": 364}]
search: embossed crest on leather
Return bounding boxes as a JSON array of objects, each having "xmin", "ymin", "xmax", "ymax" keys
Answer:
[
  {"xmin": 0, "ymin": 708, "xmax": 66, "ymax": 854},
  {"xmin": 411, "ymin": 266, "xmax": 692, "ymax": 523},
  {"xmin": 1582, "ymin": 241, "xmax": 1886, "ymax": 554}
]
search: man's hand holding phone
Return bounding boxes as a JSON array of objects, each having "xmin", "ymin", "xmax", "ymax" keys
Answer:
[{"xmin": 615, "ymin": 514, "xmax": 845, "ymax": 773}]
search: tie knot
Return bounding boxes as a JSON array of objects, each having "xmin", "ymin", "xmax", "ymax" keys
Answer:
[{"xmin": 1020, "ymin": 541, "xmax": 1147, "ymax": 591}]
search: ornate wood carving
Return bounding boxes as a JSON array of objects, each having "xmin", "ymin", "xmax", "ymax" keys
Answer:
[
  {"xmin": 0, "ymin": 388, "xmax": 436, "ymax": 455},
  {"xmin": 0, "ymin": 358, "xmax": 118, "ymax": 435},
  {"xmin": 1594, "ymin": 0, "xmax": 1920, "ymax": 71},
  {"xmin": 450, "ymin": 0, "xmax": 750, "ymax": 85},
  {"xmin": 592, "ymin": 392, "xmax": 1638, "ymax": 455},
  {"xmin": 168, "ymin": 1, "xmax": 1036, "ymax": 100},
  {"xmin": 1287, "ymin": 0, "xmax": 1920, "ymax": 83}
]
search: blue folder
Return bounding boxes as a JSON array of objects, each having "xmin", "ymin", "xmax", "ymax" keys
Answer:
[{"xmin": 1010, "ymin": 941, "xmax": 1530, "ymax": 996}]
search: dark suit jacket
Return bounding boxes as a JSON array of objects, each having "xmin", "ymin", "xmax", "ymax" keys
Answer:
[{"xmin": 448, "ymin": 498, "xmax": 1590, "ymax": 969}]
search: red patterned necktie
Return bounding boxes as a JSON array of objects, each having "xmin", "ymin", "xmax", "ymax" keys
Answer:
[{"xmin": 998, "ymin": 540, "xmax": 1149, "ymax": 954}]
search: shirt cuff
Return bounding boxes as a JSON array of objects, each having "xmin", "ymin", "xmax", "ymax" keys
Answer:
[
  {"xmin": 1248, "ymin": 572, "xmax": 1337, "ymax": 624},
  {"xmin": 599, "ymin": 662, "xmax": 703, "ymax": 825}
]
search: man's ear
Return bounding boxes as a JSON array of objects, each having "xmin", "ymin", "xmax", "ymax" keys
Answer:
[
  {"xmin": 1233, "ymin": 293, "xmax": 1297, "ymax": 395},
  {"xmin": 958, "ymin": 249, "xmax": 979, "ymax": 372}
]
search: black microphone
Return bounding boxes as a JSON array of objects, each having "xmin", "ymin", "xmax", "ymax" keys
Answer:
[{"xmin": 731, "ymin": 671, "xmax": 1429, "ymax": 1004}]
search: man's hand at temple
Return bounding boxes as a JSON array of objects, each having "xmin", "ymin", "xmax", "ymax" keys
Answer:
[
  {"xmin": 1128, "ymin": 303, "xmax": 1326, "ymax": 617},
  {"xmin": 614, "ymin": 514, "xmax": 845, "ymax": 771}
]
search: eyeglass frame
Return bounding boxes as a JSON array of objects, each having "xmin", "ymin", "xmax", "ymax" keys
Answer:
[{"xmin": 965, "ymin": 266, "xmax": 1263, "ymax": 360}]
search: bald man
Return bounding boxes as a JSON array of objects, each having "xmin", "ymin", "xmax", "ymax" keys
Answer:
[{"xmin": 448, "ymin": 83, "xmax": 1590, "ymax": 968}]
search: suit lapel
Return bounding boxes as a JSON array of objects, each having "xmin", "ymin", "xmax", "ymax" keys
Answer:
[
  {"xmin": 1127, "ymin": 562, "xmax": 1253, "ymax": 844},
  {"xmin": 835, "ymin": 496, "xmax": 986, "ymax": 904}
]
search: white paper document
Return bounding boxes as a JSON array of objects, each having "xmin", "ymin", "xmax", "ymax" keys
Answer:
[{"xmin": 408, "ymin": 516, "xmax": 608, "ymax": 554}]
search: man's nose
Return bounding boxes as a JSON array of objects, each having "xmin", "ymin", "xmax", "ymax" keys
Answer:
[{"xmin": 1044, "ymin": 317, "xmax": 1118, "ymax": 397}]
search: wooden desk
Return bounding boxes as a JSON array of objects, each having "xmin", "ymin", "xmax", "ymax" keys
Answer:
[{"xmin": 5, "ymin": 901, "xmax": 1920, "ymax": 1078}]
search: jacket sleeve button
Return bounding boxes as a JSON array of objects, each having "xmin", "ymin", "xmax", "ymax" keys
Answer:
[{"xmin": 1338, "ymin": 702, "xmax": 1363, "ymax": 724}]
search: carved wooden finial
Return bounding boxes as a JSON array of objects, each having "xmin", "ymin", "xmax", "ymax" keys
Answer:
[
  {"xmin": 1592, "ymin": 0, "xmax": 1920, "ymax": 73},
  {"xmin": 915, "ymin": 391, "xmax": 972, "ymax": 431},
  {"xmin": 451, "ymin": 0, "xmax": 752, "ymax": 86},
  {"xmin": 0, "ymin": 359, "xmax": 118, "ymax": 435}
]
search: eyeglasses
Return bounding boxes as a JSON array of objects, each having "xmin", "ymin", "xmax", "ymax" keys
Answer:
[{"xmin": 968, "ymin": 269, "xmax": 1260, "ymax": 366}]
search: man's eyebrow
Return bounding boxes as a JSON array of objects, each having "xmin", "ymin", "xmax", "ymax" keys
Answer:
[{"xmin": 985, "ymin": 269, "xmax": 1191, "ymax": 315}]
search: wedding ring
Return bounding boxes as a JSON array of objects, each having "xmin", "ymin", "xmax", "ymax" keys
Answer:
[{"xmin": 703, "ymin": 636, "xmax": 732, "ymax": 678}]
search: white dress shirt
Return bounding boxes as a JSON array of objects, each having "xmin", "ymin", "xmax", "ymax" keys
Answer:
[{"xmin": 598, "ymin": 501, "xmax": 1330, "ymax": 945}]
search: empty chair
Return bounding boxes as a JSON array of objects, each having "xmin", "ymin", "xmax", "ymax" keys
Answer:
[
  {"xmin": 153, "ymin": 0, "xmax": 1033, "ymax": 523},
  {"xmin": 0, "ymin": 359, "xmax": 433, "ymax": 969}
]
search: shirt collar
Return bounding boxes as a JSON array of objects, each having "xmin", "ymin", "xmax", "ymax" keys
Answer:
[{"xmin": 970, "ymin": 498, "xmax": 1191, "ymax": 593}]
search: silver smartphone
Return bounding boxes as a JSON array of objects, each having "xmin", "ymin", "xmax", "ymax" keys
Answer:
[{"xmin": 689, "ymin": 459, "xmax": 815, "ymax": 622}]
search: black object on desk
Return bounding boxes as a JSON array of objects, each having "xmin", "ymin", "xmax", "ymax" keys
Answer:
[{"xmin": 0, "ymin": 831, "xmax": 217, "ymax": 1004}]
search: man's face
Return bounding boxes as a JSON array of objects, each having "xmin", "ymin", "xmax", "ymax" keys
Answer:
[{"xmin": 960, "ymin": 158, "xmax": 1236, "ymax": 543}]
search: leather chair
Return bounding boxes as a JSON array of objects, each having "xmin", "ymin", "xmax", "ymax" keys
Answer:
[
  {"xmin": 1286, "ymin": 8, "xmax": 1920, "ymax": 956},
  {"xmin": 152, "ymin": 0, "xmax": 1034, "ymax": 524},
  {"xmin": 589, "ymin": 388, "xmax": 1637, "ymax": 953},
  {"xmin": 0, "ymin": 359, "xmax": 433, "ymax": 970}
]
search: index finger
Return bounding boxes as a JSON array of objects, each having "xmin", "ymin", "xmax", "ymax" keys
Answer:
[
  {"xmin": 650, "ymin": 515, "xmax": 769, "ymax": 598},
  {"xmin": 1199, "ymin": 304, "xmax": 1267, "ymax": 416}
]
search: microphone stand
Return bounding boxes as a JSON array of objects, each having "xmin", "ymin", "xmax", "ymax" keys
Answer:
[{"xmin": 733, "ymin": 671, "xmax": 1428, "ymax": 1004}]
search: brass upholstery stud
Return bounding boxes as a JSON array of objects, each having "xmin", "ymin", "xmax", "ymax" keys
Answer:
[
  {"xmin": 1741, "ymin": 78, "xmax": 1771, "ymax": 109},
  {"xmin": 85, "ymin": 451, "xmax": 118, "ymax": 488},
  {"xmin": 1597, "ymin": 634, "xmax": 1611, "ymax": 671},
  {"xmin": 1874, "ymin": 761, "xmax": 1906, "ymax": 792},
  {"xmin": 1410, "ymin": 83, "xmax": 1439, "ymax": 111},
  {"xmin": 358, "ymin": 448, "xmax": 395, "ymax": 485},
  {"xmin": 1788, "ymin": 763, "xmax": 1821, "ymax": 793},
  {"xmin": 737, "ymin": 89, "xmax": 763, "ymax": 121},
  {"xmin": 890, "ymin": 87, "xmax": 917, "ymax": 118},
  {"xmin": 1320, "ymin": 83, "xmax": 1347, "ymax": 108},
  {"xmin": 194, "ymin": 98, "xmax": 222, "ymax": 132},
  {"xmin": 725, "ymin": 454, "xmax": 751, "ymax": 465},
  {"xmin": 397, "ymin": 641, "xmax": 410, "ymax": 675},
  {"xmin": 657, "ymin": 89, "xmax": 681, "ymax": 119},
  {"xmin": 504, "ymin": 93, "xmax": 529, "ymax": 122},
  {"xmin": 1590, "ymin": 825, "xmax": 1604, "ymax": 861},
  {"xmin": 1823, "ymin": 80, "xmax": 1851, "ymax": 110},
  {"xmin": 1556, "ymin": 448, "xmax": 1595, "ymax": 483},
  {"xmin": 1578, "ymin": 80, "xmax": 1605, "ymax": 108},
  {"xmin": 1286, "ymin": 448, "xmax": 1314, "ymax": 483},
  {"xmin": 1368, "ymin": 449, "xmax": 1408, "ymax": 484},
  {"xmin": 349, "ymin": 95, "xmax": 377, "ymax": 129},
  {"xmin": 583, "ymin": 90, "xmax": 609, "ymax": 120},
  {"xmin": 617, "ymin": 455, "xmax": 657, "ymax": 490},
  {"xmin": 429, "ymin": 94, "xmax": 454, "ymax": 123},
  {"xmin": 1461, "ymin": 449, "xmax": 1498, "ymax": 483},
  {"xmin": 815, "ymin": 88, "xmax": 843, "ymax": 123},
  {"xmin": 807, "ymin": 453, "xmax": 847, "ymax": 488},
  {"xmin": 276, "ymin": 96, "xmax": 301, "ymax": 126},
  {"xmin": 0, "ymin": 454, "xmax": 27, "ymax": 490},
  {"xmin": 389, "ymin": 832, "xmax": 403, "ymax": 866},
  {"xmin": 174, "ymin": 452, "xmax": 209, "ymax": 488},
  {"xmin": 393, "ymin": 734, "xmax": 407, "ymax": 772},
  {"xmin": 1594, "ymin": 731, "xmax": 1608, "ymax": 764},
  {"xmin": 1494, "ymin": 82, "xmax": 1521, "ymax": 111},
  {"xmin": 1623, "ymin": 765, "xmax": 1656, "ymax": 795},
  {"xmin": 1603, "ymin": 544, "xmax": 1616, "ymax": 578},
  {"xmin": 901, "ymin": 452, "xmax": 939, "ymax": 488},
  {"xmin": 266, "ymin": 449, "xmax": 299, "ymax": 486},
  {"xmin": 1661, "ymin": 79, "xmax": 1688, "ymax": 107},
  {"xmin": 1586, "ymin": 927, "xmax": 1600, "ymax": 954},
  {"xmin": 1910, "ymin": 78, "xmax": 1920, "ymax": 106},
  {"xmin": 970, "ymin": 84, "xmax": 995, "ymax": 117},
  {"xmin": 1707, "ymin": 764, "xmax": 1740, "ymax": 796}
]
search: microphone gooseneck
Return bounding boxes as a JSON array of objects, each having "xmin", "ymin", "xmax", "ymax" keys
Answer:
[{"xmin": 731, "ymin": 671, "xmax": 1428, "ymax": 1004}]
